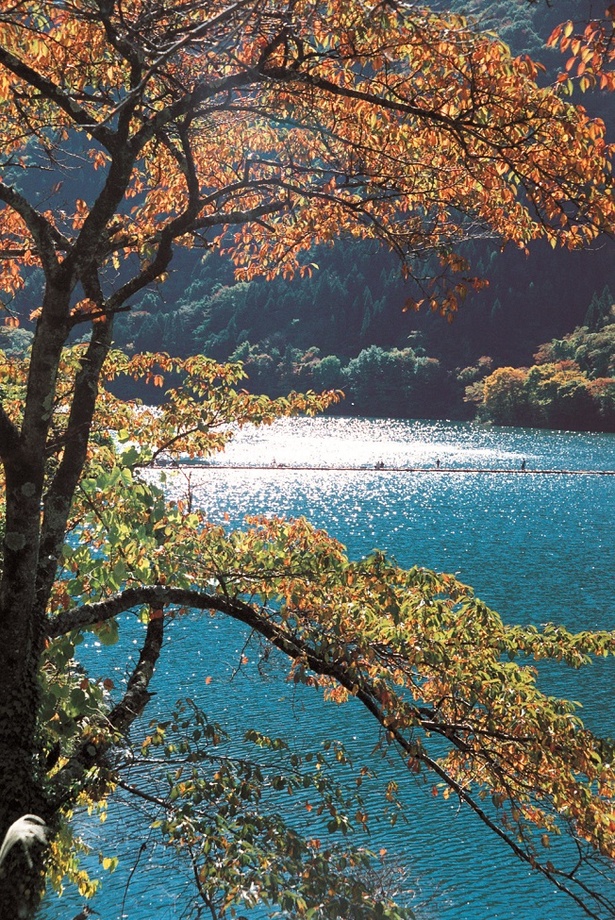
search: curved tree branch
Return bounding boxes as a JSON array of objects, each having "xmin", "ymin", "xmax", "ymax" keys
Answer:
[
  {"xmin": 0, "ymin": 46, "xmax": 114, "ymax": 149},
  {"xmin": 50, "ymin": 612, "xmax": 164, "ymax": 808},
  {"xmin": 105, "ymin": 200, "xmax": 286, "ymax": 312},
  {"xmin": 46, "ymin": 583, "xmax": 613, "ymax": 918},
  {"xmin": 0, "ymin": 181, "xmax": 61, "ymax": 277}
]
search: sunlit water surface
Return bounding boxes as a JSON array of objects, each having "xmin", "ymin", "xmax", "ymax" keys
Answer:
[{"xmin": 46, "ymin": 419, "xmax": 615, "ymax": 920}]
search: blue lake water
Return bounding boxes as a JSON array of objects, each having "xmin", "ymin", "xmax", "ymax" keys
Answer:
[{"xmin": 46, "ymin": 418, "xmax": 615, "ymax": 920}]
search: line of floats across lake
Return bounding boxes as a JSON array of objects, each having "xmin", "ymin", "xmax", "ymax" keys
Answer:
[{"xmin": 169, "ymin": 462, "xmax": 615, "ymax": 475}]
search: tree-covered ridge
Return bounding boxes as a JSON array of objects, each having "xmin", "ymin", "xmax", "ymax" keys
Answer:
[
  {"xmin": 3, "ymin": 0, "xmax": 613, "ymax": 426},
  {"xmin": 468, "ymin": 293, "xmax": 615, "ymax": 430},
  {"xmin": 5, "ymin": 248, "xmax": 613, "ymax": 424},
  {"xmin": 1, "ymin": 1, "xmax": 615, "ymax": 919},
  {"xmin": 105, "ymin": 247, "xmax": 612, "ymax": 424}
]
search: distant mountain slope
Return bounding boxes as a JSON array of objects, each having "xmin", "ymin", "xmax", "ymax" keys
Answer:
[
  {"xmin": 109, "ymin": 0, "xmax": 613, "ymax": 403},
  {"xmin": 8, "ymin": 0, "xmax": 612, "ymax": 421}
]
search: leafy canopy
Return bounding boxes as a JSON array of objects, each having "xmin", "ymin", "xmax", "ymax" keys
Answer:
[
  {"xmin": 0, "ymin": 2, "xmax": 614, "ymax": 919},
  {"xmin": 548, "ymin": 6, "xmax": 615, "ymax": 93},
  {"xmin": 0, "ymin": 0, "xmax": 613, "ymax": 316}
]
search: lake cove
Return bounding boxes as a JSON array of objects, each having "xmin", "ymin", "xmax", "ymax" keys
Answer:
[{"xmin": 55, "ymin": 419, "xmax": 615, "ymax": 920}]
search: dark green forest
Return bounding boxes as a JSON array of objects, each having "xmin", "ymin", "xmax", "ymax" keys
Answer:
[{"xmin": 3, "ymin": 0, "xmax": 614, "ymax": 428}]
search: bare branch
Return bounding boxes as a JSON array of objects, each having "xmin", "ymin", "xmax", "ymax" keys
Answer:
[
  {"xmin": 0, "ymin": 46, "xmax": 115, "ymax": 150},
  {"xmin": 0, "ymin": 181, "xmax": 61, "ymax": 277},
  {"xmin": 50, "ymin": 613, "xmax": 164, "ymax": 807}
]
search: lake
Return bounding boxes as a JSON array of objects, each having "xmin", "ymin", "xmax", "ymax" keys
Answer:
[{"xmin": 48, "ymin": 418, "xmax": 615, "ymax": 920}]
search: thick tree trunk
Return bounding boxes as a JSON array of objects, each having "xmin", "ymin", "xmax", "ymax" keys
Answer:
[
  {"xmin": 0, "ymin": 743, "xmax": 49, "ymax": 920},
  {"xmin": 0, "ymin": 612, "xmax": 49, "ymax": 919},
  {"xmin": 0, "ymin": 457, "xmax": 50, "ymax": 917},
  {"xmin": 0, "ymin": 303, "xmax": 69, "ymax": 918}
]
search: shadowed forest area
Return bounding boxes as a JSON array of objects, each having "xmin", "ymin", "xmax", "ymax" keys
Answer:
[
  {"xmin": 1, "ymin": 2, "xmax": 615, "ymax": 919},
  {"xmin": 108, "ymin": 0, "xmax": 615, "ymax": 428},
  {"xmin": 2, "ymin": 0, "xmax": 614, "ymax": 427}
]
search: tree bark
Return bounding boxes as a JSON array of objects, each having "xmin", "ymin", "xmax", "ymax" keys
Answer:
[{"xmin": 0, "ymin": 287, "xmax": 74, "ymax": 916}]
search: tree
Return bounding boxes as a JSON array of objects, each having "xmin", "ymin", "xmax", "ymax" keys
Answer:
[
  {"xmin": 474, "ymin": 365, "xmax": 531, "ymax": 426},
  {"xmin": 344, "ymin": 345, "xmax": 416, "ymax": 416},
  {"xmin": 313, "ymin": 354, "xmax": 345, "ymax": 392},
  {"xmin": 1, "ymin": 2, "xmax": 615, "ymax": 918}
]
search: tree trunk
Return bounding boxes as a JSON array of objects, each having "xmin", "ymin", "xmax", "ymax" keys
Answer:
[
  {"xmin": 0, "ymin": 740, "xmax": 49, "ymax": 920},
  {"xmin": 0, "ymin": 611, "xmax": 49, "ymax": 919},
  {"xmin": 0, "ymin": 442, "xmax": 50, "ymax": 918}
]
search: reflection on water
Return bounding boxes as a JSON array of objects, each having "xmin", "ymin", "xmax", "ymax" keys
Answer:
[
  {"xmin": 49, "ymin": 419, "xmax": 614, "ymax": 920},
  {"xmin": 204, "ymin": 416, "xmax": 615, "ymax": 471},
  {"xmin": 163, "ymin": 419, "xmax": 614, "ymax": 633}
]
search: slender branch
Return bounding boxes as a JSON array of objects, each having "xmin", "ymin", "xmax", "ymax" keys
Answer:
[
  {"xmin": 0, "ymin": 181, "xmax": 60, "ymax": 277},
  {"xmin": 95, "ymin": 0, "xmax": 259, "ymax": 127},
  {"xmin": 50, "ymin": 613, "xmax": 164, "ymax": 807},
  {"xmin": 115, "ymin": 778, "xmax": 171, "ymax": 810},
  {"xmin": 36, "ymin": 317, "xmax": 114, "ymax": 620},
  {"xmin": 95, "ymin": 0, "xmax": 145, "ymax": 81},
  {"xmin": 383, "ymin": 728, "xmax": 606, "ymax": 919},
  {"xmin": 129, "ymin": 68, "xmax": 257, "ymax": 152},
  {"xmin": 107, "ymin": 614, "xmax": 163, "ymax": 734},
  {"xmin": 0, "ymin": 46, "xmax": 114, "ymax": 149},
  {"xmin": 67, "ymin": 149, "xmax": 138, "ymax": 279},
  {"xmin": 120, "ymin": 841, "xmax": 148, "ymax": 920},
  {"xmin": 261, "ymin": 64, "xmax": 459, "ymax": 129},
  {"xmin": 193, "ymin": 200, "xmax": 288, "ymax": 231},
  {"xmin": 105, "ymin": 200, "xmax": 286, "ymax": 312}
]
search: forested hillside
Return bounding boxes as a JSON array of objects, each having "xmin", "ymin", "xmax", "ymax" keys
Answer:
[
  {"xmin": 101, "ymin": 235, "xmax": 611, "ymax": 419},
  {"xmin": 5, "ymin": 0, "xmax": 614, "ymax": 421},
  {"xmin": 468, "ymin": 298, "xmax": 615, "ymax": 431},
  {"xmin": 106, "ymin": 0, "xmax": 614, "ymax": 419}
]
